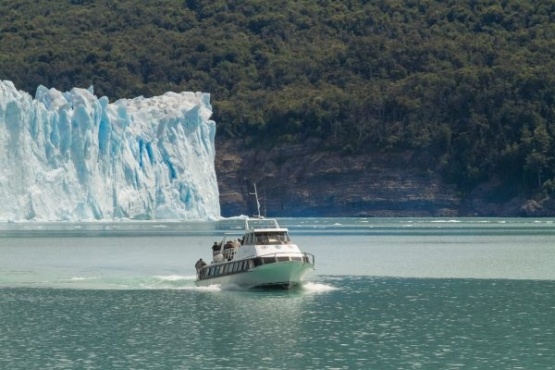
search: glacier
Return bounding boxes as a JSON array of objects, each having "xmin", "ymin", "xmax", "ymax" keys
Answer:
[{"xmin": 0, "ymin": 80, "xmax": 220, "ymax": 221}]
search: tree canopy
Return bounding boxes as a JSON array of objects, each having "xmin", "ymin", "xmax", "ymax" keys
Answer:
[{"xmin": 1, "ymin": 0, "xmax": 554, "ymax": 199}]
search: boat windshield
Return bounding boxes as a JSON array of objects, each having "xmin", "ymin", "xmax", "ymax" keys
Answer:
[
  {"xmin": 244, "ymin": 231, "xmax": 291, "ymax": 245},
  {"xmin": 245, "ymin": 218, "xmax": 280, "ymax": 230}
]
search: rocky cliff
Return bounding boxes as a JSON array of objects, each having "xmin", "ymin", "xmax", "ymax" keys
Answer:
[
  {"xmin": 216, "ymin": 139, "xmax": 459, "ymax": 217},
  {"xmin": 216, "ymin": 138, "xmax": 555, "ymax": 218}
]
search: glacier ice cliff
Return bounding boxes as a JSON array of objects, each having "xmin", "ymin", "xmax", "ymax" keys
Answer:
[{"xmin": 0, "ymin": 80, "xmax": 220, "ymax": 221}]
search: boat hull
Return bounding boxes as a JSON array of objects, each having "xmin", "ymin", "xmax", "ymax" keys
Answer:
[{"xmin": 195, "ymin": 260, "xmax": 313, "ymax": 289}]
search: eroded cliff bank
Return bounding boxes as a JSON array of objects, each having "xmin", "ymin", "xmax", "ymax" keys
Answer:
[
  {"xmin": 217, "ymin": 139, "xmax": 459, "ymax": 217},
  {"xmin": 216, "ymin": 139, "xmax": 555, "ymax": 218}
]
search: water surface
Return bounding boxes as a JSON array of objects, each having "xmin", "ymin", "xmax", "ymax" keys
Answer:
[{"xmin": 1, "ymin": 218, "xmax": 554, "ymax": 369}]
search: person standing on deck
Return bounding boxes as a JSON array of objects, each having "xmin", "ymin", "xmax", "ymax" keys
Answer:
[{"xmin": 195, "ymin": 258, "xmax": 207, "ymax": 272}]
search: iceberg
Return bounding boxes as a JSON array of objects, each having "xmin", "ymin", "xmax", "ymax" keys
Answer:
[{"xmin": 0, "ymin": 80, "xmax": 220, "ymax": 221}]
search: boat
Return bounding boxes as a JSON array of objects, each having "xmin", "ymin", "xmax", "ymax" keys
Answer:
[{"xmin": 195, "ymin": 217, "xmax": 315, "ymax": 289}]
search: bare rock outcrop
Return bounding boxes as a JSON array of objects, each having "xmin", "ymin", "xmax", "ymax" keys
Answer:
[{"xmin": 215, "ymin": 139, "xmax": 461, "ymax": 217}]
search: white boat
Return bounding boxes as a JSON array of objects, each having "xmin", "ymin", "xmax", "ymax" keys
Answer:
[{"xmin": 195, "ymin": 218, "xmax": 315, "ymax": 289}]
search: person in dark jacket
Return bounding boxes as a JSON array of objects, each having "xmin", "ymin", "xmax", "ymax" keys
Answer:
[{"xmin": 195, "ymin": 258, "xmax": 207, "ymax": 271}]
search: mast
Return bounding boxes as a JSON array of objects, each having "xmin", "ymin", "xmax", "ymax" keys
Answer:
[{"xmin": 250, "ymin": 183, "xmax": 262, "ymax": 218}]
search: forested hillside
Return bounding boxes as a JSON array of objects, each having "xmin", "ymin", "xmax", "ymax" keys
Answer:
[{"xmin": 1, "ymin": 0, "xmax": 554, "ymax": 208}]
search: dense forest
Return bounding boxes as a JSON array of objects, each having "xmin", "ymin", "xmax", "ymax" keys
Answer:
[{"xmin": 1, "ymin": 0, "xmax": 554, "ymax": 203}]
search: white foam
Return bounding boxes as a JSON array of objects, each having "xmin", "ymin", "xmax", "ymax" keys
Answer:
[
  {"xmin": 301, "ymin": 281, "xmax": 338, "ymax": 293},
  {"xmin": 155, "ymin": 274, "xmax": 195, "ymax": 281},
  {"xmin": 68, "ymin": 276, "xmax": 98, "ymax": 281},
  {"xmin": 189, "ymin": 284, "xmax": 221, "ymax": 292}
]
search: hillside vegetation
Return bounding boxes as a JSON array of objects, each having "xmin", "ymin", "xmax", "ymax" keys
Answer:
[{"xmin": 1, "ymin": 0, "xmax": 554, "ymax": 204}]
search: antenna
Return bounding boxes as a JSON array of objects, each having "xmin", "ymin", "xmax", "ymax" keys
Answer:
[{"xmin": 249, "ymin": 183, "xmax": 261, "ymax": 218}]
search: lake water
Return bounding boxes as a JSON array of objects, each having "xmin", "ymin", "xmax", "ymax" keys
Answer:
[{"xmin": 1, "ymin": 218, "xmax": 555, "ymax": 369}]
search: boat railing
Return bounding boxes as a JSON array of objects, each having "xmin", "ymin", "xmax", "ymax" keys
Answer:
[
  {"xmin": 304, "ymin": 252, "xmax": 315, "ymax": 266},
  {"xmin": 196, "ymin": 251, "xmax": 315, "ymax": 280}
]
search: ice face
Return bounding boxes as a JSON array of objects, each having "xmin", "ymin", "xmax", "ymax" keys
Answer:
[{"xmin": 0, "ymin": 80, "xmax": 220, "ymax": 221}]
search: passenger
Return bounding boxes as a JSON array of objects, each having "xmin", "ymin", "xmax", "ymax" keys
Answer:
[
  {"xmin": 232, "ymin": 239, "xmax": 241, "ymax": 248},
  {"xmin": 195, "ymin": 258, "xmax": 207, "ymax": 271},
  {"xmin": 212, "ymin": 242, "xmax": 221, "ymax": 257},
  {"xmin": 224, "ymin": 240, "xmax": 234, "ymax": 249}
]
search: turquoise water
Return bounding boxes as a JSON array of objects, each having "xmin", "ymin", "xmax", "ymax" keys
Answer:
[{"xmin": 1, "ymin": 218, "xmax": 555, "ymax": 369}]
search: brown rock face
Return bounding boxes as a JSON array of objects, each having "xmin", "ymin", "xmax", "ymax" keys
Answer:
[{"xmin": 215, "ymin": 139, "xmax": 462, "ymax": 217}]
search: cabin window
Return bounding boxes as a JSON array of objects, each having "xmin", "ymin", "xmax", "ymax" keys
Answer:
[
  {"xmin": 262, "ymin": 257, "xmax": 276, "ymax": 264},
  {"xmin": 253, "ymin": 232, "xmax": 291, "ymax": 245},
  {"xmin": 291, "ymin": 257, "xmax": 302, "ymax": 262},
  {"xmin": 267, "ymin": 233, "xmax": 280, "ymax": 244},
  {"xmin": 277, "ymin": 256, "xmax": 290, "ymax": 262}
]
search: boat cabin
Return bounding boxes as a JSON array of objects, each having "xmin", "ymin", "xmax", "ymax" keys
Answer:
[{"xmin": 242, "ymin": 218, "xmax": 292, "ymax": 245}]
